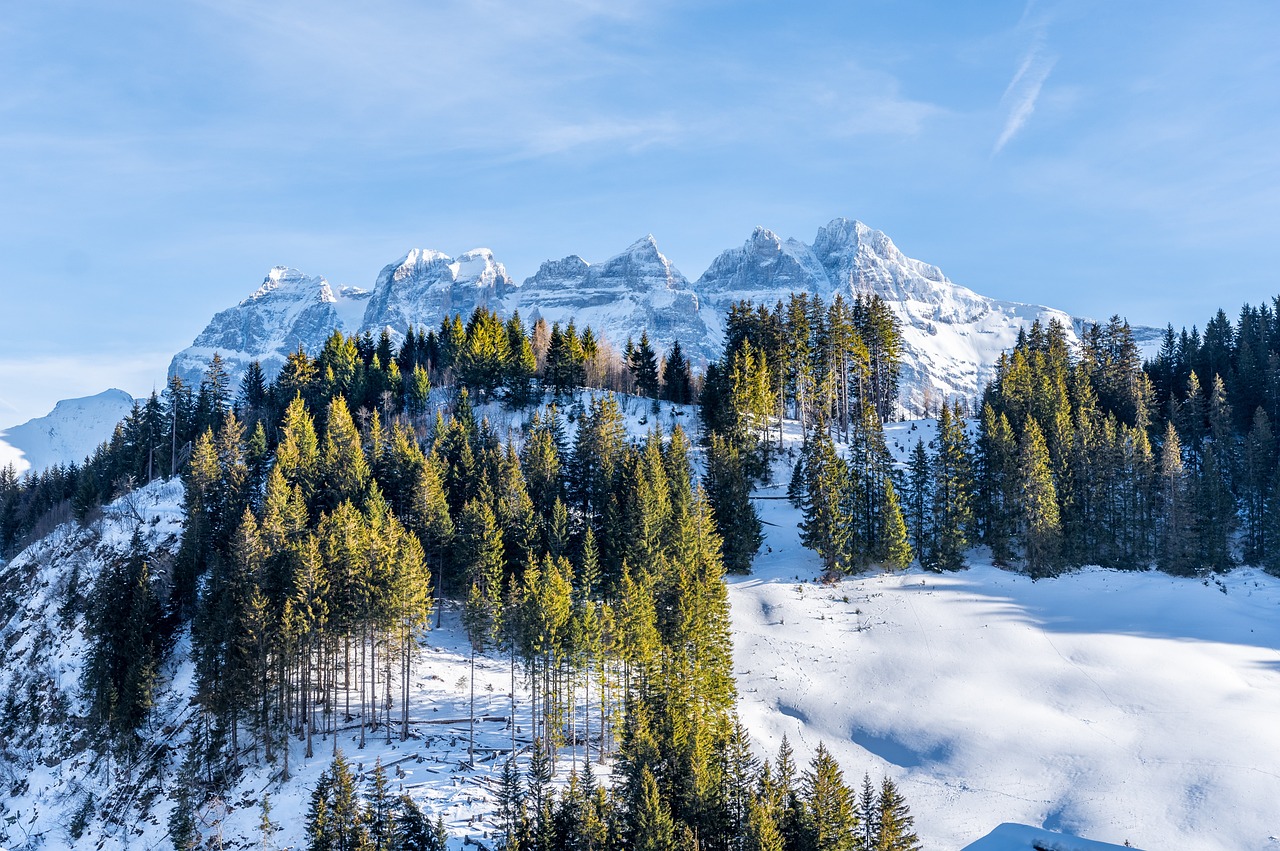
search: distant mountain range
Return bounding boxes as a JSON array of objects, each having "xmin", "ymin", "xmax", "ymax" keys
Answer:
[{"xmin": 169, "ymin": 216, "xmax": 1160, "ymax": 415}]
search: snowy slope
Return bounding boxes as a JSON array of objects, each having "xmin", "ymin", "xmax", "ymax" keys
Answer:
[
  {"xmin": 0, "ymin": 388, "xmax": 135, "ymax": 475},
  {"xmin": 730, "ymin": 443, "xmax": 1280, "ymax": 850}
]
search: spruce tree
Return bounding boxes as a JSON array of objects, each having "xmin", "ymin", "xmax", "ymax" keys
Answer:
[
  {"xmin": 457, "ymin": 499, "xmax": 504, "ymax": 765},
  {"xmin": 879, "ymin": 478, "xmax": 913, "ymax": 570},
  {"xmin": 628, "ymin": 332, "xmax": 661, "ymax": 399},
  {"xmin": 662, "ymin": 340, "xmax": 694, "ymax": 404},
  {"xmin": 874, "ymin": 777, "xmax": 921, "ymax": 851},
  {"xmin": 799, "ymin": 424, "xmax": 852, "ymax": 574},
  {"xmin": 928, "ymin": 404, "xmax": 974, "ymax": 571},
  {"xmin": 705, "ymin": 433, "xmax": 764, "ymax": 575},
  {"xmin": 801, "ymin": 743, "xmax": 858, "ymax": 851},
  {"xmin": 632, "ymin": 766, "xmax": 676, "ymax": 851},
  {"xmin": 904, "ymin": 439, "xmax": 931, "ymax": 561},
  {"xmin": 1017, "ymin": 418, "xmax": 1061, "ymax": 577}
]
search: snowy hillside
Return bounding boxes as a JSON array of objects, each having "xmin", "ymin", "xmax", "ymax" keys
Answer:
[
  {"xmin": 0, "ymin": 392, "xmax": 689, "ymax": 851},
  {"xmin": 0, "ymin": 389, "xmax": 135, "ymax": 475},
  {"xmin": 168, "ymin": 218, "xmax": 1160, "ymax": 415},
  {"xmin": 961, "ymin": 823, "xmax": 1141, "ymax": 851},
  {"xmin": 731, "ymin": 447, "xmax": 1280, "ymax": 850},
  {"xmin": 3, "ymin": 398, "xmax": 1278, "ymax": 849}
]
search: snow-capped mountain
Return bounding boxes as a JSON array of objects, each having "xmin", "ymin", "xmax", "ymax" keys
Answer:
[
  {"xmin": 168, "ymin": 266, "xmax": 370, "ymax": 386},
  {"xmin": 363, "ymin": 247, "xmax": 513, "ymax": 339},
  {"xmin": 0, "ymin": 388, "xmax": 135, "ymax": 475},
  {"xmin": 697, "ymin": 218, "xmax": 1161, "ymax": 413},
  {"xmin": 502, "ymin": 236, "xmax": 717, "ymax": 361},
  {"xmin": 168, "ymin": 219, "xmax": 1159, "ymax": 414}
]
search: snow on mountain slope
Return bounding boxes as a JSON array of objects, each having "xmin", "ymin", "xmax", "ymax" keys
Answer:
[
  {"xmin": 697, "ymin": 218, "xmax": 1162, "ymax": 415},
  {"xmin": 169, "ymin": 266, "xmax": 370, "ymax": 385},
  {"xmin": 0, "ymin": 389, "xmax": 135, "ymax": 475},
  {"xmin": 731, "ymin": 454, "xmax": 1280, "ymax": 850},
  {"xmin": 168, "ymin": 219, "xmax": 1163, "ymax": 415},
  {"xmin": 502, "ymin": 235, "xmax": 717, "ymax": 361},
  {"xmin": 363, "ymin": 247, "xmax": 514, "ymax": 339},
  {"xmin": 695, "ymin": 226, "xmax": 829, "ymax": 311}
]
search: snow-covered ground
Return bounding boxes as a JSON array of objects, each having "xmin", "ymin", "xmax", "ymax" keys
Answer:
[{"xmin": 731, "ymin": 467, "xmax": 1280, "ymax": 850}]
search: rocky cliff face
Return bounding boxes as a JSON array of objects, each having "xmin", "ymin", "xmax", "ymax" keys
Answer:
[
  {"xmin": 362, "ymin": 248, "xmax": 513, "ymax": 339},
  {"xmin": 501, "ymin": 235, "xmax": 717, "ymax": 361},
  {"xmin": 168, "ymin": 266, "xmax": 369, "ymax": 385}
]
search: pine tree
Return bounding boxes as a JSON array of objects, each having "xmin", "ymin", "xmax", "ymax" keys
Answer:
[
  {"xmin": 457, "ymin": 499, "xmax": 504, "ymax": 764},
  {"xmin": 879, "ymin": 478, "xmax": 913, "ymax": 570},
  {"xmin": 801, "ymin": 743, "xmax": 858, "ymax": 851},
  {"xmin": 1157, "ymin": 422, "xmax": 1195, "ymax": 575},
  {"xmin": 904, "ymin": 439, "xmax": 930, "ymax": 561},
  {"xmin": 874, "ymin": 777, "xmax": 921, "ymax": 851},
  {"xmin": 928, "ymin": 404, "xmax": 974, "ymax": 571},
  {"xmin": 365, "ymin": 760, "xmax": 396, "ymax": 851},
  {"xmin": 169, "ymin": 788, "xmax": 199, "ymax": 850},
  {"xmin": 322, "ymin": 396, "xmax": 370, "ymax": 510},
  {"xmin": 1242, "ymin": 407, "xmax": 1275, "ymax": 562},
  {"xmin": 629, "ymin": 332, "xmax": 662, "ymax": 399},
  {"xmin": 977, "ymin": 404, "xmax": 1018, "ymax": 564},
  {"xmin": 1017, "ymin": 418, "xmax": 1061, "ymax": 577},
  {"xmin": 799, "ymin": 424, "xmax": 851, "ymax": 574},
  {"xmin": 661, "ymin": 340, "xmax": 694, "ymax": 405},
  {"xmin": 705, "ymin": 433, "xmax": 764, "ymax": 575},
  {"xmin": 632, "ymin": 766, "xmax": 676, "ymax": 851},
  {"xmin": 856, "ymin": 774, "xmax": 878, "ymax": 851}
]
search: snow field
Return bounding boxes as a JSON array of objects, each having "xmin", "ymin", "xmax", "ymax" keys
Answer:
[{"xmin": 729, "ymin": 476, "xmax": 1280, "ymax": 850}]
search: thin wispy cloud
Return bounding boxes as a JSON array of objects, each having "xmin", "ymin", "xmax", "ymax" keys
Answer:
[{"xmin": 995, "ymin": 42, "xmax": 1056, "ymax": 154}]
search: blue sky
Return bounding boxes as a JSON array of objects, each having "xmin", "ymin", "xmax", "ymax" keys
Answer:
[{"xmin": 2, "ymin": 0, "xmax": 1278, "ymax": 424}]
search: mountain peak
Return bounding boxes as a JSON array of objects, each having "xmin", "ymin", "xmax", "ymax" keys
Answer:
[
  {"xmin": 248, "ymin": 267, "xmax": 328, "ymax": 303},
  {"xmin": 623, "ymin": 234, "xmax": 662, "ymax": 255}
]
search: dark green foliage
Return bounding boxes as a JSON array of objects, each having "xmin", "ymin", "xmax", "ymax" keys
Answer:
[
  {"xmin": 927, "ymin": 403, "xmax": 974, "ymax": 571},
  {"xmin": 661, "ymin": 340, "xmax": 694, "ymax": 404},
  {"xmin": 628, "ymin": 332, "xmax": 661, "ymax": 399},
  {"xmin": 798, "ymin": 426, "xmax": 851, "ymax": 574},
  {"xmin": 705, "ymin": 434, "xmax": 764, "ymax": 574},
  {"xmin": 82, "ymin": 533, "xmax": 165, "ymax": 756}
]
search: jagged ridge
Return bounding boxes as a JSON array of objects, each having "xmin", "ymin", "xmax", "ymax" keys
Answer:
[{"xmin": 168, "ymin": 219, "xmax": 1160, "ymax": 414}]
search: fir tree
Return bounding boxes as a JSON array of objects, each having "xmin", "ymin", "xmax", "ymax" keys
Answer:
[
  {"xmin": 1017, "ymin": 418, "xmax": 1061, "ymax": 577},
  {"xmin": 879, "ymin": 478, "xmax": 913, "ymax": 570},
  {"xmin": 873, "ymin": 777, "xmax": 921, "ymax": 851},
  {"xmin": 801, "ymin": 743, "xmax": 858, "ymax": 851},
  {"xmin": 799, "ymin": 424, "xmax": 852, "ymax": 574},
  {"xmin": 629, "ymin": 332, "xmax": 661, "ymax": 399},
  {"xmin": 632, "ymin": 766, "xmax": 676, "ymax": 851},
  {"xmin": 705, "ymin": 433, "xmax": 764, "ymax": 575},
  {"xmin": 661, "ymin": 340, "xmax": 694, "ymax": 405},
  {"xmin": 928, "ymin": 404, "xmax": 974, "ymax": 571}
]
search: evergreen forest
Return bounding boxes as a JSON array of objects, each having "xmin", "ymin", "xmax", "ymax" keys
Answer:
[{"xmin": 3, "ymin": 290, "xmax": 1278, "ymax": 849}]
